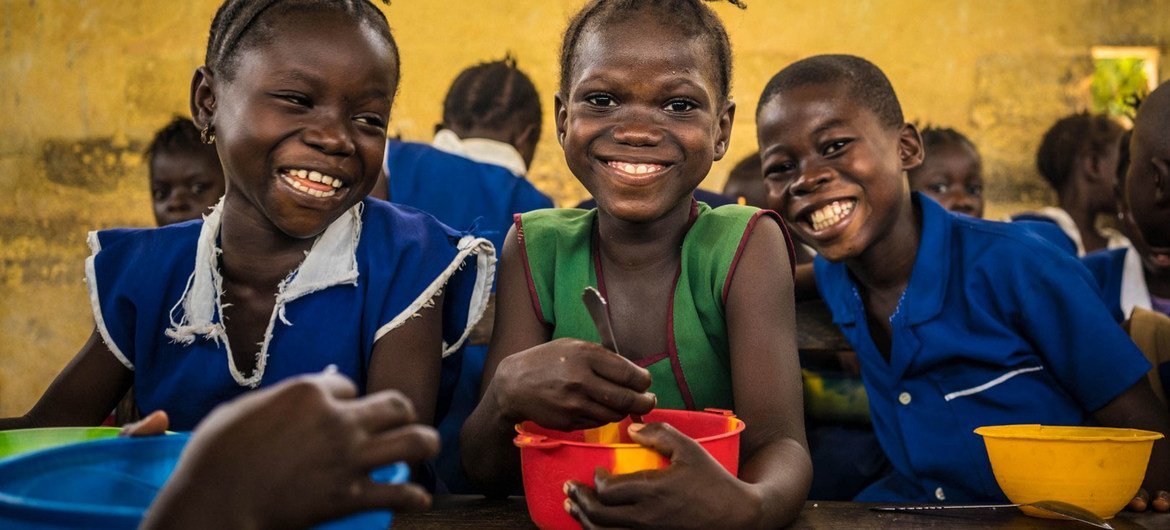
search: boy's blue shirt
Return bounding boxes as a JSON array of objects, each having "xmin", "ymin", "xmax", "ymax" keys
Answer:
[{"xmin": 814, "ymin": 193, "xmax": 1151, "ymax": 503}]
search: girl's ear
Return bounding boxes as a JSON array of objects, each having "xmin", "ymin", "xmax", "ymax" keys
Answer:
[
  {"xmin": 190, "ymin": 66, "xmax": 217, "ymax": 130},
  {"xmin": 554, "ymin": 92, "xmax": 568, "ymax": 147},
  {"xmin": 713, "ymin": 100, "xmax": 736, "ymax": 161},
  {"xmin": 898, "ymin": 123, "xmax": 925, "ymax": 171}
]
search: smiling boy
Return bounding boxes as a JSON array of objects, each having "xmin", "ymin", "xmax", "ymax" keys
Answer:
[{"xmin": 757, "ymin": 54, "xmax": 1170, "ymax": 508}]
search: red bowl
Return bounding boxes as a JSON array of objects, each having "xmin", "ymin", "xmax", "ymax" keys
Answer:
[{"xmin": 513, "ymin": 408, "xmax": 745, "ymax": 530}]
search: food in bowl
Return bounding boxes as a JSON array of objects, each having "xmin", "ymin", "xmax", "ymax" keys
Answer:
[
  {"xmin": 514, "ymin": 408, "xmax": 744, "ymax": 530},
  {"xmin": 975, "ymin": 424, "xmax": 1163, "ymax": 519}
]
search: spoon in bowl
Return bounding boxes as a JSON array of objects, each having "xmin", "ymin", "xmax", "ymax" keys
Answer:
[{"xmin": 582, "ymin": 286, "xmax": 645, "ymax": 425}]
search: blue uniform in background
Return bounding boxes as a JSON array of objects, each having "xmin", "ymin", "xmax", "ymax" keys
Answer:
[{"xmin": 814, "ymin": 193, "xmax": 1150, "ymax": 503}]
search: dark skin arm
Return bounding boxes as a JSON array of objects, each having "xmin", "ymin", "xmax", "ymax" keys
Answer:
[
  {"xmin": 793, "ymin": 262, "xmax": 818, "ymax": 301},
  {"xmin": 1092, "ymin": 377, "xmax": 1170, "ymax": 512},
  {"xmin": 366, "ymin": 292, "xmax": 444, "ymax": 426},
  {"xmin": 0, "ymin": 328, "xmax": 132, "ymax": 430},
  {"xmin": 459, "ymin": 225, "xmax": 656, "ymax": 496},
  {"xmin": 567, "ymin": 219, "xmax": 813, "ymax": 530}
]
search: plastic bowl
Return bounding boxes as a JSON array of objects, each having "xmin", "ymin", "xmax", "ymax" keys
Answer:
[
  {"xmin": 514, "ymin": 408, "xmax": 745, "ymax": 530},
  {"xmin": 0, "ymin": 434, "xmax": 409, "ymax": 530},
  {"xmin": 0, "ymin": 427, "xmax": 122, "ymax": 461},
  {"xmin": 975, "ymin": 424, "xmax": 1163, "ymax": 519}
]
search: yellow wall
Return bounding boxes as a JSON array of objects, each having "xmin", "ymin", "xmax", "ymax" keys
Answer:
[{"xmin": 2, "ymin": 0, "xmax": 1168, "ymax": 416}]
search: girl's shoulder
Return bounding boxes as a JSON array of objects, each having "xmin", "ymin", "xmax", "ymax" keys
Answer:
[{"xmin": 88, "ymin": 220, "xmax": 203, "ymax": 267}]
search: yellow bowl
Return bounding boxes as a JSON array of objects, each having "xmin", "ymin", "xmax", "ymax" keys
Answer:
[{"xmin": 975, "ymin": 424, "xmax": 1163, "ymax": 519}]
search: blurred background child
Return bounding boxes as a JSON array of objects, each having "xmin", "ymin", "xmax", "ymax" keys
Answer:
[
  {"xmin": 1016, "ymin": 112, "xmax": 1128, "ymax": 255},
  {"xmin": 907, "ymin": 126, "xmax": 983, "ymax": 218},
  {"xmin": 146, "ymin": 117, "xmax": 225, "ymax": 227}
]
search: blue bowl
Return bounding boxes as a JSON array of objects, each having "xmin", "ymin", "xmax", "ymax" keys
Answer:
[{"xmin": 0, "ymin": 434, "xmax": 409, "ymax": 529}]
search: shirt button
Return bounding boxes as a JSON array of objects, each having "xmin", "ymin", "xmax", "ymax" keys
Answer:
[
  {"xmin": 898, "ymin": 392, "xmax": 912, "ymax": 405},
  {"xmin": 935, "ymin": 487, "xmax": 946, "ymax": 501}
]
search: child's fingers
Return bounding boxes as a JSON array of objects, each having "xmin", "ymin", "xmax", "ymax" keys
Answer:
[
  {"xmin": 580, "ymin": 377, "xmax": 656, "ymax": 416},
  {"xmin": 566, "ymin": 482, "xmax": 640, "ymax": 529},
  {"xmin": 587, "ymin": 350, "xmax": 652, "ymax": 392},
  {"xmin": 626, "ymin": 422, "xmax": 705, "ymax": 463},
  {"xmin": 118, "ymin": 410, "xmax": 169, "ymax": 437},
  {"xmin": 350, "ymin": 481, "xmax": 432, "ymax": 513},
  {"xmin": 1129, "ymin": 488, "xmax": 1149, "ymax": 512},
  {"xmin": 348, "ymin": 389, "xmax": 416, "ymax": 432},
  {"xmin": 590, "ymin": 467, "xmax": 669, "ymax": 505},
  {"xmin": 356, "ymin": 424, "xmax": 440, "ymax": 470},
  {"xmin": 304, "ymin": 371, "xmax": 359, "ymax": 400},
  {"xmin": 1152, "ymin": 490, "xmax": 1170, "ymax": 512}
]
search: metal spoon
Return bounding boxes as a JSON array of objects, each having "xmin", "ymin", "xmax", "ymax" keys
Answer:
[
  {"xmin": 871, "ymin": 500, "xmax": 1113, "ymax": 529},
  {"xmin": 582, "ymin": 286, "xmax": 645, "ymax": 424}
]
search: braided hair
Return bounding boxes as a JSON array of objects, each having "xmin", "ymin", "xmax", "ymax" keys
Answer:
[
  {"xmin": 558, "ymin": 0, "xmax": 746, "ymax": 101},
  {"xmin": 442, "ymin": 56, "xmax": 542, "ymax": 141},
  {"xmin": 145, "ymin": 117, "xmax": 210, "ymax": 160},
  {"xmin": 919, "ymin": 126, "xmax": 977, "ymax": 155},
  {"xmin": 204, "ymin": 0, "xmax": 399, "ymax": 83}
]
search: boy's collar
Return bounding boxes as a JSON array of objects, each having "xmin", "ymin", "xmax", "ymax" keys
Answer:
[{"xmin": 431, "ymin": 128, "xmax": 528, "ymax": 177}]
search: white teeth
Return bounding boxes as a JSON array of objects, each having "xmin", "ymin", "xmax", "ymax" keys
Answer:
[
  {"xmin": 294, "ymin": 169, "xmax": 307, "ymax": 178},
  {"xmin": 608, "ymin": 161, "xmax": 665, "ymax": 176},
  {"xmin": 808, "ymin": 200, "xmax": 855, "ymax": 231},
  {"xmin": 308, "ymin": 171, "xmax": 323, "ymax": 183},
  {"xmin": 321, "ymin": 175, "xmax": 334, "ymax": 186},
  {"xmin": 282, "ymin": 174, "xmax": 338, "ymax": 198}
]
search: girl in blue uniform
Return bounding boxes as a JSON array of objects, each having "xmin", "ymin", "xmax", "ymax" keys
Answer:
[
  {"xmin": 461, "ymin": 1, "xmax": 812, "ymax": 528},
  {"xmin": 0, "ymin": 0, "xmax": 493, "ymax": 441},
  {"xmin": 757, "ymin": 54, "xmax": 1170, "ymax": 511}
]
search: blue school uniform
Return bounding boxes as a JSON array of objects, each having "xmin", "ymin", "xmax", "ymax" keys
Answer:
[
  {"xmin": 385, "ymin": 140, "xmax": 554, "ymax": 253},
  {"xmin": 85, "ymin": 197, "xmax": 494, "ymax": 432},
  {"xmin": 814, "ymin": 193, "xmax": 1151, "ymax": 503},
  {"xmin": 1082, "ymin": 246, "xmax": 1164, "ymax": 322}
]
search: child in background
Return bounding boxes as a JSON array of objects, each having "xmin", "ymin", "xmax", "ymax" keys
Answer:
[
  {"xmin": 758, "ymin": 54, "xmax": 1170, "ymax": 509},
  {"xmin": 1, "ymin": 0, "xmax": 492, "ymax": 449},
  {"xmin": 146, "ymin": 117, "xmax": 226, "ymax": 227},
  {"xmin": 723, "ymin": 151, "xmax": 768, "ymax": 208},
  {"xmin": 906, "ymin": 126, "xmax": 983, "ymax": 218},
  {"xmin": 462, "ymin": 1, "xmax": 812, "ymax": 527},
  {"xmin": 433, "ymin": 56, "xmax": 543, "ymax": 178},
  {"xmin": 1017, "ymin": 112, "xmax": 1128, "ymax": 255}
]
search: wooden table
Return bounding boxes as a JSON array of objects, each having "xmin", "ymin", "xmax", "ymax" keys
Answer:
[{"xmin": 394, "ymin": 496, "xmax": 1170, "ymax": 529}]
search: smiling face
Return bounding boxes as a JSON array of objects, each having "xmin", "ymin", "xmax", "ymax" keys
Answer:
[
  {"xmin": 1120, "ymin": 87, "xmax": 1170, "ymax": 278},
  {"xmin": 150, "ymin": 148, "xmax": 226, "ymax": 226},
  {"xmin": 192, "ymin": 9, "xmax": 395, "ymax": 240},
  {"xmin": 758, "ymin": 81, "xmax": 922, "ymax": 262},
  {"xmin": 555, "ymin": 12, "xmax": 734, "ymax": 224},
  {"xmin": 908, "ymin": 140, "xmax": 984, "ymax": 218}
]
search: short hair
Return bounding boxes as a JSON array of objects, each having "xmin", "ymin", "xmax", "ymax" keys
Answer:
[
  {"xmin": 442, "ymin": 56, "xmax": 541, "ymax": 137},
  {"xmin": 558, "ymin": 0, "xmax": 746, "ymax": 101},
  {"xmin": 205, "ymin": 0, "xmax": 398, "ymax": 83},
  {"xmin": 1035, "ymin": 112, "xmax": 1125, "ymax": 192},
  {"xmin": 758, "ymin": 54, "xmax": 904, "ymax": 128},
  {"xmin": 726, "ymin": 151, "xmax": 762, "ymax": 184},
  {"xmin": 919, "ymin": 126, "xmax": 978, "ymax": 157},
  {"xmin": 145, "ymin": 117, "xmax": 214, "ymax": 162}
]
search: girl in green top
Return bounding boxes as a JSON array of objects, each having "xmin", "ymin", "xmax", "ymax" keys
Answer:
[{"xmin": 460, "ymin": 1, "xmax": 812, "ymax": 528}]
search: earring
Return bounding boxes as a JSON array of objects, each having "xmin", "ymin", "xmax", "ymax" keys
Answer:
[{"xmin": 200, "ymin": 125, "xmax": 216, "ymax": 145}]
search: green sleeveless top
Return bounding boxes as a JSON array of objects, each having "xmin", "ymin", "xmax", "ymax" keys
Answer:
[{"xmin": 516, "ymin": 201, "xmax": 783, "ymax": 411}]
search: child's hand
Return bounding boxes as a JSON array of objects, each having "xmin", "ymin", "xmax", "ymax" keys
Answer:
[
  {"xmin": 492, "ymin": 338, "xmax": 656, "ymax": 431},
  {"xmin": 141, "ymin": 372, "xmax": 439, "ymax": 530},
  {"xmin": 564, "ymin": 422, "xmax": 761, "ymax": 530},
  {"xmin": 118, "ymin": 410, "xmax": 169, "ymax": 436},
  {"xmin": 1128, "ymin": 488, "xmax": 1170, "ymax": 512}
]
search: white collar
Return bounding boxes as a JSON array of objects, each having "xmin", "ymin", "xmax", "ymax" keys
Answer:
[
  {"xmin": 165, "ymin": 198, "xmax": 362, "ymax": 387},
  {"xmin": 431, "ymin": 128, "xmax": 528, "ymax": 177},
  {"xmin": 1120, "ymin": 245, "xmax": 1153, "ymax": 318}
]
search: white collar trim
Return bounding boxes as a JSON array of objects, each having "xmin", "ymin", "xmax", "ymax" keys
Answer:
[
  {"xmin": 164, "ymin": 198, "xmax": 363, "ymax": 388},
  {"xmin": 431, "ymin": 128, "xmax": 528, "ymax": 177},
  {"xmin": 1120, "ymin": 245, "xmax": 1153, "ymax": 318}
]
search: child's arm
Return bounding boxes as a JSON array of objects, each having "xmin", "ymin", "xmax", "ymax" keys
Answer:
[
  {"xmin": 366, "ymin": 292, "xmax": 444, "ymax": 426},
  {"xmin": 794, "ymin": 262, "xmax": 819, "ymax": 301},
  {"xmin": 460, "ymin": 225, "xmax": 656, "ymax": 496},
  {"xmin": 1093, "ymin": 378, "xmax": 1170, "ymax": 512},
  {"xmin": 566, "ymin": 217, "xmax": 812, "ymax": 529},
  {"xmin": 0, "ymin": 328, "xmax": 132, "ymax": 430}
]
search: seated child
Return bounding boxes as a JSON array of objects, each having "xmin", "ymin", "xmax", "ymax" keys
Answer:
[
  {"xmin": 133, "ymin": 370, "xmax": 439, "ymax": 529},
  {"xmin": 1015, "ymin": 112, "xmax": 1128, "ymax": 255},
  {"xmin": 433, "ymin": 55, "xmax": 543, "ymax": 178},
  {"xmin": 757, "ymin": 54, "xmax": 1170, "ymax": 510},
  {"xmin": 146, "ymin": 117, "xmax": 226, "ymax": 227},
  {"xmin": 461, "ymin": 1, "xmax": 812, "ymax": 527},
  {"xmin": 723, "ymin": 151, "xmax": 768, "ymax": 208},
  {"xmin": 0, "ymin": 0, "xmax": 493, "ymax": 444},
  {"xmin": 906, "ymin": 126, "xmax": 983, "ymax": 218}
]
